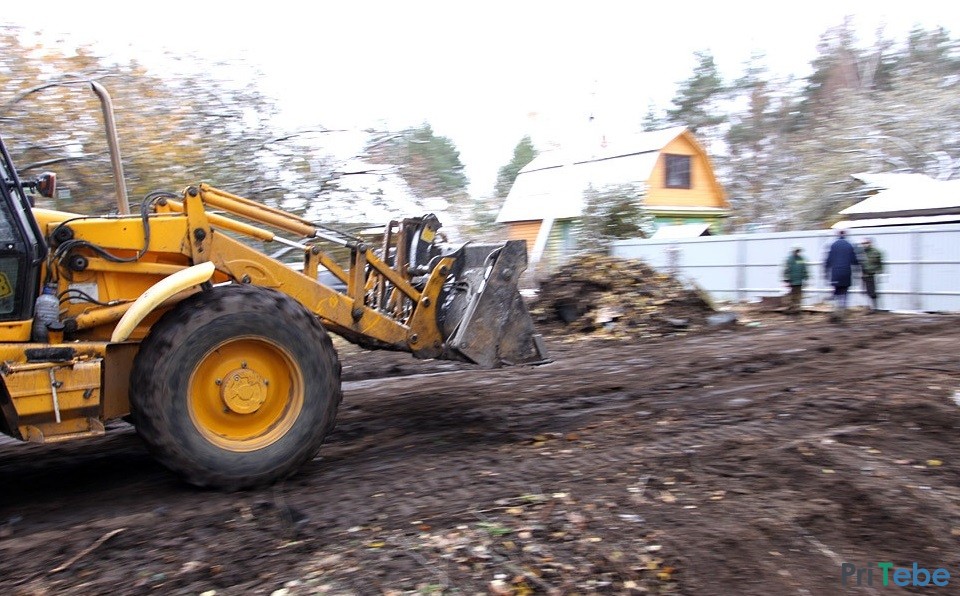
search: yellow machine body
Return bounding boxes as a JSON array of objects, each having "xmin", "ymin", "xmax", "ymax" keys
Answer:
[
  {"xmin": 0, "ymin": 183, "xmax": 545, "ymax": 465},
  {"xmin": 0, "ymin": 85, "xmax": 545, "ymax": 487}
]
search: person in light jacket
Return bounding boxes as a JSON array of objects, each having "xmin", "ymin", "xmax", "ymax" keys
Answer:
[
  {"xmin": 824, "ymin": 230, "xmax": 859, "ymax": 322},
  {"xmin": 782, "ymin": 246, "xmax": 809, "ymax": 315}
]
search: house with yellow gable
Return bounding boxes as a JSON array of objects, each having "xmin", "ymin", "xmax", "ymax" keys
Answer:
[{"xmin": 495, "ymin": 126, "xmax": 728, "ymax": 269}]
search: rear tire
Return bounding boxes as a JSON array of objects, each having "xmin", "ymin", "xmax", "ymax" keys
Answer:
[{"xmin": 130, "ymin": 284, "xmax": 342, "ymax": 489}]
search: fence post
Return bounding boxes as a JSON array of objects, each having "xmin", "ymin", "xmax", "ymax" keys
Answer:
[
  {"xmin": 736, "ymin": 237, "xmax": 747, "ymax": 303},
  {"xmin": 911, "ymin": 230, "xmax": 922, "ymax": 311}
]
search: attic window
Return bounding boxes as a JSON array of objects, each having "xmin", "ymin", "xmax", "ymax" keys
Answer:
[{"xmin": 665, "ymin": 154, "xmax": 691, "ymax": 189}]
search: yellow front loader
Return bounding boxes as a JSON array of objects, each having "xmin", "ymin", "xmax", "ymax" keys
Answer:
[{"xmin": 0, "ymin": 84, "xmax": 546, "ymax": 489}]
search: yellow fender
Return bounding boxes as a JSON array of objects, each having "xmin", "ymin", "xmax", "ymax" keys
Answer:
[{"xmin": 110, "ymin": 262, "xmax": 216, "ymax": 343}]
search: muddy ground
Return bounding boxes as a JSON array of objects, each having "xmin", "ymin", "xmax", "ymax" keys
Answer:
[{"xmin": 3, "ymin": 307, "xmax": 960, "ymax": 595}]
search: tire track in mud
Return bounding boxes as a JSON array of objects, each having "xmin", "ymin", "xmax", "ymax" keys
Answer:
[
  {"xmin": 298, "ymin": 316, "xmax": 960, "ymax": 536},
  {"xmin": 0, "ymin": 315, "xmax": 952, "ymax": 522},
  {"xmin": 2, "ymin": 313, "xmax": 960, "ymax": 595}
]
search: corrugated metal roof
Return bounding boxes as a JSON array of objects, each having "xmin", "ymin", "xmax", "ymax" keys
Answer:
[
  {"xmin": 496, "ymin": 128, "xmax": 684, "ymax": 223},
  {"xmin": 833, "ymin": 214, "xmax": 960, "ymax": 229},
  {"xmin": 842, "ymin": 173, "xmax": 960, "ymax": 215}
]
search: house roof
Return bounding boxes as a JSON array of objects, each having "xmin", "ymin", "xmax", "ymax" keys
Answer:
[
  {"xmin": 841, "ymin": 173, "xmax": 960, "ymax": 217},
  {"xmin": 833, "ymin": 213, "xmax": 960, "ymax": 229},
  {"xmin": 650, "ymin": 223, "xmax": 712, "ymax": 239},
  {"xmin": 518, "ymin": 125, "xmax": 688, "ymax": 173},
  {"xmin": 302, "ymin": 159, "xmax": 457, "ymax": 237},
  {"xmin": 496, "ymin": 126, "xmax": 687, "ymax": 224}
]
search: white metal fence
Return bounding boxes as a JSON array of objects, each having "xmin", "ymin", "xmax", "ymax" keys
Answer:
[{"xmin": 611, "ymin": 223, "xmax": 960, "ymax": 312}]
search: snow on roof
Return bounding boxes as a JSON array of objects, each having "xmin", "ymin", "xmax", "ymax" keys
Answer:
[
  {"xmin": 300, "ymin": 160, "xmax": 458, "ymax": 239},
  {"xmin": 650, "ymin": 223, "xmax": 712, "ymax": 239},
  {"xmin": 518, "ymin": 125, "xmax": 688, "ymax": 174},
  {"xmin": 496, "ymin": 127, "xmax": 686, "ymax": 224},
  {"xmin": 496, "ymin": 152, "xmax": 658, "ymax": 223},
  {"xmin": 841, "ymin": 173, "xmax": 960, "ymax": 215},
  {"xmin": 832, "ymin": 213, "xmax": 960, "ymax": 229}
]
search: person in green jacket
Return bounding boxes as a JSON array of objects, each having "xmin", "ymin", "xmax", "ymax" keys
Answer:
[
  {"xmin": 783, "ymin": 246, "xmax": 809, "ymax": 315},
  {"xmin": 860, "ymin": 238, "xmax": 884, "ymax": 312}
]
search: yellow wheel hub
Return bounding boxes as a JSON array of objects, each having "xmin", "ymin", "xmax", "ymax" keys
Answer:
[
  {"xmin": 188, "ymin": 335, "xmax": 304, "ymax": 452},
  {"xmin": 221, "ymin": 368, "xmax": 268, "ymax": 414}
]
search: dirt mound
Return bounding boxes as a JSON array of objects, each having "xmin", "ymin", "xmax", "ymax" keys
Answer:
[{"xmin": 531, "ymin": 254, "xmax": 716, "ymax": 338}]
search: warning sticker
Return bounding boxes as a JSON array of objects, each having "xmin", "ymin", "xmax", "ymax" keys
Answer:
[{"xmin": 0, "ymin": 272, "xmax": 11, "ymax": 298}]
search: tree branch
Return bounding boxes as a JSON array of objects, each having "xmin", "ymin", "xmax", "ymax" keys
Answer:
[{"xmin": 19, "ymin": 155, "xmax": 97, "ymax": 173}]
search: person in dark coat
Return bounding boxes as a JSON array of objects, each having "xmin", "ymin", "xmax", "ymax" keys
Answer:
[
  {"xmin": 824, "ymin": 229, "xmax": 859, "ymax": 322},
  {"xmin": 782, "ymin": 246, "xmax": 809, "ymax": 315}
]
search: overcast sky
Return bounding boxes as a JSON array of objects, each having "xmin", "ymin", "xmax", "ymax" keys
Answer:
[{"xmin": 3, "ymin": 1, "xmax": 960, "ymax": 197}]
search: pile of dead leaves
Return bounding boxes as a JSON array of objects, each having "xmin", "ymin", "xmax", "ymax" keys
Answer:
[{"xmin": 531, "ymin": 254, "xmax": 716, "ymax": 340}]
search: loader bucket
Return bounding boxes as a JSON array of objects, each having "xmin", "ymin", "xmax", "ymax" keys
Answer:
[{"xmin": 439, "ymin": 240, "xmax": 549, "ymax": 368}]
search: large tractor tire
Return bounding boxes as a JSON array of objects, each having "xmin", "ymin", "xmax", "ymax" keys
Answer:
[{"xmin": 130, "ymin": 284, "xmax": 342, "ymax": 489}]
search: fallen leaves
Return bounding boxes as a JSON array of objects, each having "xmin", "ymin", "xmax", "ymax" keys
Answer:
[
  {"xmin": 477, "ymin": 523, "xmax": 513, "ymax": 538},
  {"xmin": 306, "ymin": 490, "xmax": 680, "ymax": 594}
]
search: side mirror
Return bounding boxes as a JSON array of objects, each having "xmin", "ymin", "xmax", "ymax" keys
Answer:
[{"xmin": 35, "ymin": 172, "xmax": 57, "ymax": 199}]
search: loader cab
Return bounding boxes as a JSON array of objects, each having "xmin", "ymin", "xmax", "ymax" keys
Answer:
[{"xmin": 0, "ymin": 136, "xmax": 48, "ymax": 322}]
